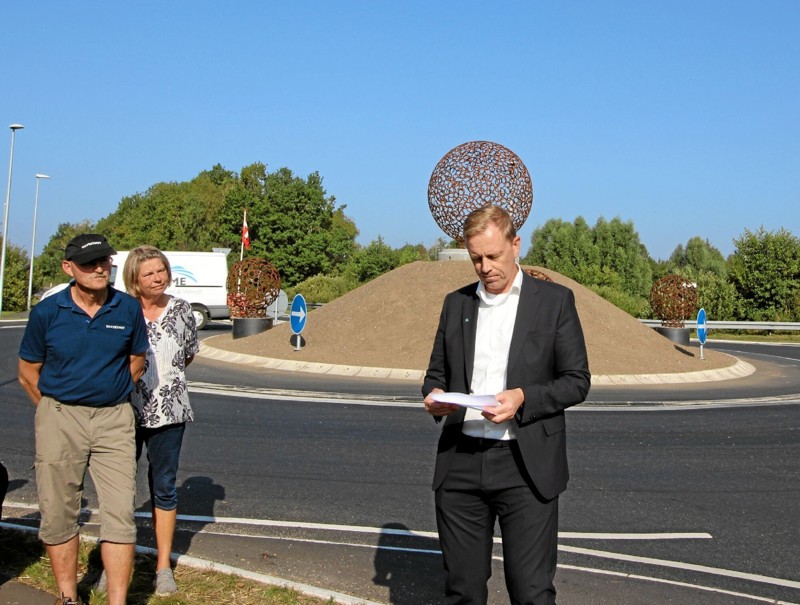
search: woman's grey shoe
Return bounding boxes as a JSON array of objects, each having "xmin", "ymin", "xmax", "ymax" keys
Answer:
[{"xmin": 154, "ymin": 568, "xmax": 178, "ymax": 595}]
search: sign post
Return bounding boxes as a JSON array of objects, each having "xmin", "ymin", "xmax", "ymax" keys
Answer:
[
  {"xmin": 290, "ymin": 294, "xmax": 307, "ymax": 351},
  {"xmin": 696, "ymin": 307, "xmax": 707, "ymax": 360}
]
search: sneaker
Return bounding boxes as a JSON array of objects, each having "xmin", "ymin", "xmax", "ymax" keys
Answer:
[
  {"xmin": 55, "ymin": 595, "xmax": 83, "ymax": 605},
  {"xmin": 154, "ymin": 568, "xmax": 178, "ymax": 596},
  {"xmin": 92, "ymin": 569, "xmax": 107, "ymax": 593}
]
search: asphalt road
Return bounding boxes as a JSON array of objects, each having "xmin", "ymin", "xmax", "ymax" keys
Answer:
[{"xmin": 1, "ymin": 321, "xmax": 798, "ymax": 604}]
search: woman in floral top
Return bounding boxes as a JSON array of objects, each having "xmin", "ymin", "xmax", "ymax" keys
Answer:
[{"xmin": 123, "ymin": 245, "xmax": 199, "ymax": 596}]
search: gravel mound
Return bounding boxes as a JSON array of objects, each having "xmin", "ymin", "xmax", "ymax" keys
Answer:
[{"xmin": 207, "ymin": 261, "xmax": 734, "ymax": 376}]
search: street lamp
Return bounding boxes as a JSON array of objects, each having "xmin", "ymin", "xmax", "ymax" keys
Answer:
[
  {"xmin": 27, "ymin": 174, "xmax": 50, "ymax": 311},
  {"xmin": 0, "ymin": 124, "xmax": 24, "ymax": 317}
]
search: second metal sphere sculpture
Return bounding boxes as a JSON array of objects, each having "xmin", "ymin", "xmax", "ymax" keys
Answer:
[
  {"xmin": 650, "ymin": 274, "xmax": 698, "ymax": 328},
  {"xmin": 428, "ymin": 141, "xmax": 533, "ymax": 244},
  {"xmin": 226, "ymin": 257, "xmax": 282, "ymax": 319}
]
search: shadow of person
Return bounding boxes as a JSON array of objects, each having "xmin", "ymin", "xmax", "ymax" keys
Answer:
[
  {"xmin": 372, "ymin": 522, "xmax": 445, "ymax": 605},
  {"xmin": 164, "ymin": 476, "xmax": 225, "ymax": 556},
  {"xmin": 0, "ymin": 522, "xmax": 47, "ymax": 590},
  {"xmin": 0, "ymin": 466, "xmax": 26, "ymax": 521},
  {"xmin": 4, "ymin": 478, "xmax": 29, "ymax": 501},
  {"xmin": 0, "ymin": 463, "xmax": 8, "ymax": 519}
]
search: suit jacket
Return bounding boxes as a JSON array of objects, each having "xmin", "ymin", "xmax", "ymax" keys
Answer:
[{"xmin": 422, "ymin": 271, "xmax": 591, "ymax": 500}]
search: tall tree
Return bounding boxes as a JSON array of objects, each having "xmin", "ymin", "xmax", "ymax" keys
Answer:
[
  {"xmin": 345, "ymin": 236, "xmax": 399, "ymax": 283},
  {"xmin": 220, "ymin": 166, "xmax": 357, "ymax": 286},
  {"xmin": 524, "ymin": 215, "xmax": 652, "ymax": 297},
  {"xmin": 36, "ymin": 220, "xmax": 95, "ymax": 288},
  {"xmin": 667, "ymin": 237, "xmax": 727, "ymax": 279},
  {"xmin": 728, "ymin": 227, "xmax": 800, "ymax": 321},
  {"xmin": 525, "ymin": 217, "xmax": 603, "ymax": 286},
  {"xmin": 593, "ymin": 217, "xmax": 652, "ymax": 297},
  {"xmin": 1, "ymin": 242, "xmax": 32, "ymax": 312},
  {"xmin": 95, "ymin": 170, "xmax": 232, "ymax": 251}
]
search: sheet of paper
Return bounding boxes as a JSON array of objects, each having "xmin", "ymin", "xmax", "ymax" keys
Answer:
[{"xmin": 430, "ymin": 392, "xmax": 498, "ymax": 411}]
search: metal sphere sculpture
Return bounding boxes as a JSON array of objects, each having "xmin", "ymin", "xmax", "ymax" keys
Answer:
[
  {"xmin": 428, "ymin": 141, "xmax": 533, "ymax": 245},
  {"xmin": 226, "ymin": 257, "xmax": 281, "ymax": 319},
  {"xmin": 649, "ymin": 274, "xmax": 698, "ymax": 328}
]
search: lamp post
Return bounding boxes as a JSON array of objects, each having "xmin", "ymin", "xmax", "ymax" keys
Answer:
[
  {"xmin": 27, "ymin": 174, "xmax": 50, "ymax": 311},
  {"xmin": 0, "ymin": 124, "xmax": 24, "ymax": 317}
]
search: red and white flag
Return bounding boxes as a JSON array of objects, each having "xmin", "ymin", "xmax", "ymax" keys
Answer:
[{"xmin": 241, "ymin": 208, "xmax": 250, "ymax": 250}]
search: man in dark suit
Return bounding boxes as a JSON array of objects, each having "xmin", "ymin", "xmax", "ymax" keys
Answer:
[{"xmin": 423, "ymin": 205, "xmax": 591, "ymax": 605}]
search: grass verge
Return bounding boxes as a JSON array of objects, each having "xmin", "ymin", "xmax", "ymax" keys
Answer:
[
  {"xmin": 698, "ymin": 331, "xmax": 800, "ymax": 343},
  {"xmin": 0, "ymin": 526, "xmax": 333, "ymax": 604}
]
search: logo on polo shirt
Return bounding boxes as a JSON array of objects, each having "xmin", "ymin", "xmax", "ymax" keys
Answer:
[{"xmin": 106, "ymin": 324, "xmax": 126, "ymax": 330}]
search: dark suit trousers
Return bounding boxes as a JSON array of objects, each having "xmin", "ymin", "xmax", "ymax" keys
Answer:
[{"xmin": 435, "ymin": 435, "xmax": 559, "ymax": 605}]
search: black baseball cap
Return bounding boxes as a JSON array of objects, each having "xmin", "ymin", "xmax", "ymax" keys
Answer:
[{"xmin": 64, "ymin": 234, "xmax": 117, "ymax": 264}]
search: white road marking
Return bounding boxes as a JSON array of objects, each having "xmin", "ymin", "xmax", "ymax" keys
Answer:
[
  {"xmin": 4, "ymin": 504, "xmax": 796, "ymax": 598},
  {"xmin": 188, "ymin": 381, "xmax": 800, "ymax": 410},
  {"xmin": 561, "ymin": 544, "xmax": 800, "ymax": 590},
  {"xmin": 558, "ymin": 563, "xmax": 799, "ymax": 605},
  {"xmin": 183, "ymin": 526, "xmax": 799, "ymax": 604}
]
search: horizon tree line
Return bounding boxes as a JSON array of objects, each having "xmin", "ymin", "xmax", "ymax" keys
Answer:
[{"xmin": 2, "ymin": 162, "xmax": 797, "ymax": 323}]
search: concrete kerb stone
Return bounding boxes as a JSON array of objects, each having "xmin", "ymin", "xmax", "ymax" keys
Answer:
[
  {"xmin": 590, "ymin": 359, "xmax": 755, "ymax": 385},
  {"xmin": 198, "ymin": 341, "xmax": 426, "ymax": 381},
  {"xmin": 198, "ymin": 341, "xmax": 753, "ymax": 385}
]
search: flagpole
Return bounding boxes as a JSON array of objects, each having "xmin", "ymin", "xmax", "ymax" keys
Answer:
[
  {"xmin": 240, "ymin": 208, "xmax": 247, "ymax": 262},
  {"xmin": 238, "ymin": 208, "xmax": 246, "ymax": 293}
]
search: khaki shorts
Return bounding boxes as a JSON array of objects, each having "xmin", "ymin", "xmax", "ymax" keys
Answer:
[{"xmin": 35, "ymin": 397, "xmax": 137, "ymax": 545}]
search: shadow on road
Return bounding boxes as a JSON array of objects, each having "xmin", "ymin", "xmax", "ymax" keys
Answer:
[
  {"xmin": 373, "ymin": 521, "xmax": 444, "ymax": 605},
  {"xmin": 171, "ymin": 475, "xmax": 226, "ymax": 553}
]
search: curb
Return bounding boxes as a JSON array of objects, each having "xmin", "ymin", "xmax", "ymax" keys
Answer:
[
  {"xmin": 197, "ymin": 341, "xmax": 756, "ymax": 385},
  {"xmin": 0, "ymin": 521, "xmax": 379, "ymax": 605}
]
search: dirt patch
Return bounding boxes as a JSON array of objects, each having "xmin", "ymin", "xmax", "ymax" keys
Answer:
[{"xmin": 207, "ymin": 261, "xmax": 735, "ymax": 376}]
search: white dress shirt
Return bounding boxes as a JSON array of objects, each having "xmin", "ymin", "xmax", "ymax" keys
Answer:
[{"xmin": 462, "ymin": 266, "xmax": 523, "ymax": 440}]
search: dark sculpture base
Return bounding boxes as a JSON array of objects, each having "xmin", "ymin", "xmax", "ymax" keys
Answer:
[
  {"xmin": 232, "ymin": 317, "xmax": 273, "ymax": 340},
  {"xmin": 653, "ymin": 326, "xmax": 690, "ymax": 346}
]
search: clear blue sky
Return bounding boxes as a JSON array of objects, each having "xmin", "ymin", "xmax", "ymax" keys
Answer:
[{"xmin": 2, "ymin": 1, "xmax": 798, "ymax": 260}]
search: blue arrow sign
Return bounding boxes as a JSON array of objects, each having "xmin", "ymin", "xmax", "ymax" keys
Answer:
[
  {"xmin": 696, "ymin": 307, "xmax": 707, "ymax": 345},
  {"xmin": 290, "ymin": 294, "xmax": 307, "ymax": 335}
]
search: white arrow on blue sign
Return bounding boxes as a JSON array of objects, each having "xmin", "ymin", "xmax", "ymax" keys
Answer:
[
  {"xmin": 290, "ymin": 294, "xmax": 307, "ymax": 335},
  {"xmin": 696, "ymin": 307, "xmax": 707, "ymax": 345}
]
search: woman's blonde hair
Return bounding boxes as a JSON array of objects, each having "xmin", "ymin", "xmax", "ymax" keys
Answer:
[{"xmin": 122, "ymin": 245, "xmax": 171, "ymax": 298}]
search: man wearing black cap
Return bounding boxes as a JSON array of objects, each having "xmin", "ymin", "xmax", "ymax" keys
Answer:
[{"xmin": 18, "ymin": 234, "xmax": 149, "ymax": 605}]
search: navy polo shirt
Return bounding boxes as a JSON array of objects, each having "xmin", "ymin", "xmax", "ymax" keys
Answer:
[{"xmin": 19, "ymin": 284, "xmax": 149, "ymax": 407}]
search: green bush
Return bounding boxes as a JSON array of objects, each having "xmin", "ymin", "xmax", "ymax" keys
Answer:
[
  {"xmin": 695, "ymin": 271, "xmax": 740, "ymax": 321},
  {"xmin": 287, "ymin": 274, "xmax": 359, "ymax": 304},
  {"xmin": 589, "ymin": 285, "xmax": 651, "ymax": 318}
]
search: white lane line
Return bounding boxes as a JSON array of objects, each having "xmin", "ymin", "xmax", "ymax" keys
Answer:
[
  {"xmin": 187, "ymin": 529, "xmax": 799, "ymax": 605},
  {"xmin": 200, "ymin": 529, "xmax": 444, "ymax": 555},
  {"xmin": 6, "ymin": 502, "xmax": 712, "ymax": 544},
  {"xmin": 188, "ymin": 384, "xmax": 419, "ymax": 407},
  {"xmin": 189, "ymin": 383, "xmax": 800, "ymax": 411},
  {"xmin": 154, "ymin": 511, "xmax": 714, "ymax": 542},
  {"xmin": 558, "ymin": 563, "xmax": 799, "ymax": 605},
  {"xmin": 561, "ymin": 544, "xmax": 800, "ymax": 591},
  {"xmin": 7, "ymin": 503, "xmax": 795, "ymax": 593},
  {"xmin": 0, "ymin": 503, "xmax": 715, "ymax": 542},
  {"xmin": 559, "ymin": 532, "xmax": 712, "ymax": 540}
]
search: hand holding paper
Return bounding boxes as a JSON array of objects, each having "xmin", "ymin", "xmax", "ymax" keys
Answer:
[{"xmin": 430, "ymin": 392, "xmax": 499, "ymax": 411}]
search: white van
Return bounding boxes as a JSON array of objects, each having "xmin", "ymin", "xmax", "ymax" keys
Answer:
[{"xmin": 40, "ymin": 250, "xmax": 229, "ymax": 329}]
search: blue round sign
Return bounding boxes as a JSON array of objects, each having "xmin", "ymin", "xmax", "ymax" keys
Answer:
[
  {"xmin": 696, "ymin": 307, "xmax": 707, "ymax": 345},
  {"xmin": 290, "ymin": 294, "xmax": 307, "ymax": 335}
]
